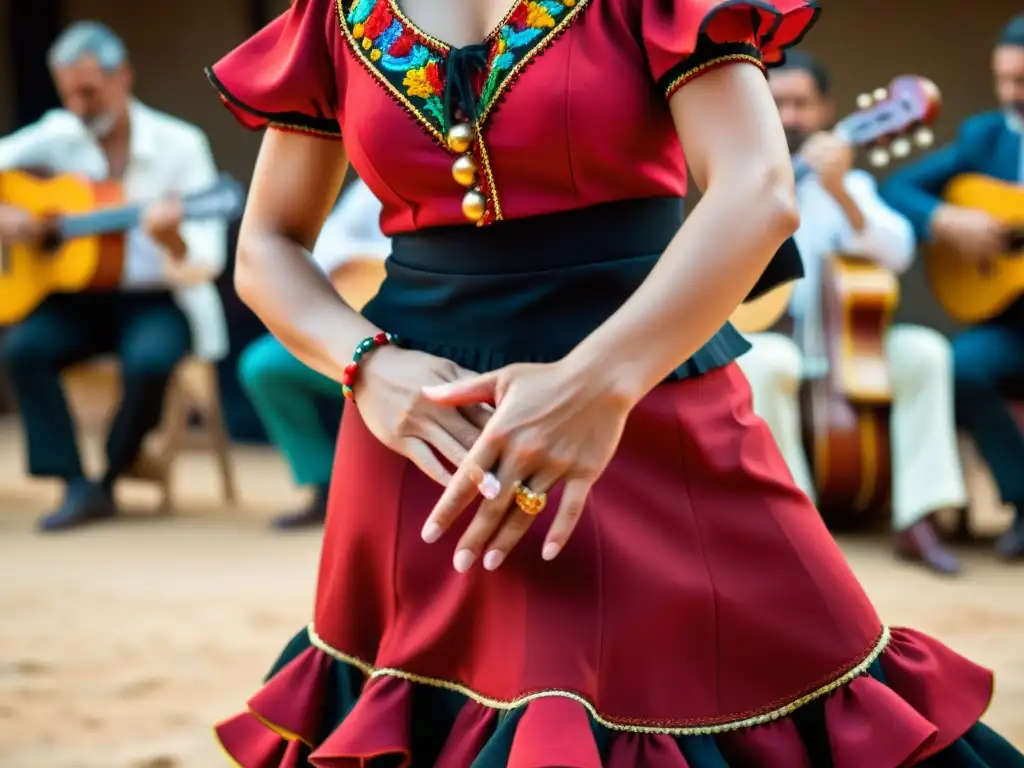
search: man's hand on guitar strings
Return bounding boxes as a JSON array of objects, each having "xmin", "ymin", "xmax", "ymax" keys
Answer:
[
  {"xmin": 0, "ymin": 205, "xmax": 48, "ymax": 246},
  {"xmin": 932, "ymin": 205, "xmax": 1007, "ymax": 262}
]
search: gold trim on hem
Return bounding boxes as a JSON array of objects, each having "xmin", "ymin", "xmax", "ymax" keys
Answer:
[
  {"xmin": 665, "ymin": 54, "xmax": 766, "ymax": 100},
  {"xmin": 306, "ymin": 623, "xmax": 891, "ymax": 735},
  {"xmin": 213, "ymin": 729, "xmax": 245, "ymax": 768}
]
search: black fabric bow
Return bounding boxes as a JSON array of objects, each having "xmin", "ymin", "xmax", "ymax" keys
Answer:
[{"xmin": 442, "ymin": 44, "xmax": 489, "ymax": 134}]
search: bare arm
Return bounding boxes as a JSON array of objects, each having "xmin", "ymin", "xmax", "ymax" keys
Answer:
[
  {"xmin": 235, "ymin": 129, "xmax": 381, "ymax": 380},
  {"xmin": 567, "ymin": 64, "xmax": 799, "ymax": 399}
]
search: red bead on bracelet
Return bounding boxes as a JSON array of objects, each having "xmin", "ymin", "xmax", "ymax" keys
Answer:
[{"xmin": 341, "ymin": 331, "xmax": 398, "ymax": 401}]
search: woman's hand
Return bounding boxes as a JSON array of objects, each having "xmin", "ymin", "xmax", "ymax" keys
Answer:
[
  {"xmin": 419, "ymin": 359, "xmax": 637, "ymax": 572},
  {"xmin": 354, "ymin": 345, "xmax": 494, "ymax": 487}
]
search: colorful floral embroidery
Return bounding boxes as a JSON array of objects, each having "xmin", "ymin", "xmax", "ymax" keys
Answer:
[
  {"xmin": 479, "ymin": 1, "xmax": 576, "ymax": 110},
  {"xmin": 344, "ymin": 0, "xmax": 449, "ymax": 134},
  {"xmin": 338, "ymin": 0, "xmax": 585, "ymax": 140}
]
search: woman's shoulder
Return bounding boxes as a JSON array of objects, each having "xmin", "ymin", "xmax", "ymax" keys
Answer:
[
  {"xmin": 636, "ymin": 0, "xmax": 820, "ymax": 101},
  {"xmin": 206, "ymin": 0, "xmax": 345, "ymax": 137}
]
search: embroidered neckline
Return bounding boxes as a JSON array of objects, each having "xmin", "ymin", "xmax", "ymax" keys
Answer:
[{"xmin": 337, "ymin": 0, "xmax": 587, "ymax": 144}]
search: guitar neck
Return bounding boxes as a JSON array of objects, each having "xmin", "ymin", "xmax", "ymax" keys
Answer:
[{"xmin": 59, "ymin": 204, "xmax": 144, "ymax": 239}]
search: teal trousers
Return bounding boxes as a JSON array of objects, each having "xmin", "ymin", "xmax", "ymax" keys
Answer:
[{"xmin": 238, "ymin": 334, "xmax": 342, "ymax": 487}]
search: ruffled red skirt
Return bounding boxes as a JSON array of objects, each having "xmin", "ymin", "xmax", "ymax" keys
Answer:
[{"xmin": 216, "ymin": 364, "xmax": 1016, "ymax": 767}]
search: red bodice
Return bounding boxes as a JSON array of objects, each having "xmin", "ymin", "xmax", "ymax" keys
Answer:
[{"xmin": 208, "ymin": 0, "xmax": 818, "ymax": 232}]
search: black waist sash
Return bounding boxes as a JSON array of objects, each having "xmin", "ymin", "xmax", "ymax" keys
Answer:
[{"xmin": 362, "ymin": 197, "xmax": 802, "ymax": 377}]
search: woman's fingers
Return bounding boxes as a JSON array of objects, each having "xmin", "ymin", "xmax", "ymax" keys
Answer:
[
  {"xmin": 418, "ymin": 407, "xmax": 486, "ymax": 473},
  {"xmin": 422, "ymin": 431, "xmax": 503, "ymax": 548},
  {"xmin": 480, "ymin": 470, "xmax": 559, "ymax": 570},
  {"xmin": 421, "ymin": 371, "xmax": 499, "ymax": 406},
  {"xmin": 460, "ymin": 403, "xmax": 494, "ymax": 431},
  {"xmin": 541, "ymin": 476, "xmax": 594, "ymax": 561},
  {"xmin": 437, "ymin": 407, "xmax": 485, "ymax": 451},
  {"xmin": 450, "ymin": 459, "xmax": 530, "ymax": 572},
  {"xmin": 400, "ymin": 437, "xmax": 454, "ymax": 488}
]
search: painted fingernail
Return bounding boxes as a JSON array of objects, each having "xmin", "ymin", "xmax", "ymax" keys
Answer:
[
  {"xmin": 483, "ymin": 549, "xmax": 505, "ymax": 571},
  {"xmin": 478, "ymin": 472, "xmax": 501, "ymax": 500},
  {"xmin": 421, "ymin": 521, "xmax": 442, "ymax": 543},
  {"xmin": 453, "ymin": 549, "xmax": 476, "ymax": 573},
  {"xmin": 542, "ymin": 542, "xmax": 561, "ymax": 561}
]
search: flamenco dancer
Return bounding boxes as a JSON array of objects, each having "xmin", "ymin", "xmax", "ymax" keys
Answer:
[{"xmin": 207, "ymin": 0, "xmax": 1023, "ymax": 764}]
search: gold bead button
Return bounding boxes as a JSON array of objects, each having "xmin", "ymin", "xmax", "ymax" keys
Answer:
[
  {"xmin": 446, "ymin": 123, "xmax": 474, "ymax": 153},
  {"xmin": 461, "ymin": 189, "xmax": 486, "ymax": 222},
  {"xmin": 451, "ymin": 154, "xmax": 478, "ymax": 187}
]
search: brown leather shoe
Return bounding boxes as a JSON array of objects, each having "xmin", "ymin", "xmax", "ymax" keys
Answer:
[{"xmin": 893, "ymin": 515, "xmax": 961, "ymax": 575}]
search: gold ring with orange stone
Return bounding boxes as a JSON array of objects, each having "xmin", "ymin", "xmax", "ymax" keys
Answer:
[{"xmin": 513, "ymin": 482, "xmax": 547, "ymax": 516}]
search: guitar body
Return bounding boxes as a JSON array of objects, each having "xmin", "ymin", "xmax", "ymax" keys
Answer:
[
  {"xmin": 926, "ymin": 174, "xmax": 1024, "ymax": 324},
  {"xmin": 730, "ymin": 282, "xmax": 795, "ymax": 334},
  {"xmin": 0, "ymin": 171, "xmax": 125, "ymax": 325},
  {"xmin": 330, "ymin": 257, "xmax": 387, "ymax": 312},
  {"xmin": 802, "ymin": 255, "xmax": 899, "ymax": 526}
]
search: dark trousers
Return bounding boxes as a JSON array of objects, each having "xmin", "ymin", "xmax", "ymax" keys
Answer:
[
  {"xmin": 1, "ymin": 291, "xmax": 192, "ymax": 485},
  {"xmin": 953, "ymin": 308, "xmax": 1024, "ymax": 512}
]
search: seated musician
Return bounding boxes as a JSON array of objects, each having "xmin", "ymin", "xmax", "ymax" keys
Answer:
[
  {"xmin": 0, "ymin": 22, "xmax": 227, "ymax": 531},
  {"xmin": 881, "ymin": 14, "xmax": 1024, "ymax": 559},
  {"xmin": 239, "ymin": 178, "xmax": 388, "ymax": 530},
  {"xmin": 737, "ymin": 51, "xmax": 965, "ymax": 574}
]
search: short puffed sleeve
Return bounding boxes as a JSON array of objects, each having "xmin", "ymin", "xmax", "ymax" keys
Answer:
[
  {"xmin": 643, "ymin": 0, "xmax": 820, "ymax": 100},
  {"xmin": 206, "ymin": 0, "xmax": 342, "ymax": 137}
]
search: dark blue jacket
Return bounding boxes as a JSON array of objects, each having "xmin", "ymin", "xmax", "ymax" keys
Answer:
[{"xmin": 879, "ymin": 111, "xmax": 1021, "ymax": 243}]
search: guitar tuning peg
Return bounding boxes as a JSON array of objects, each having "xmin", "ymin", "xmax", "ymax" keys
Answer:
[
  {"xmin": 913, "ymin": 127, "xmax": 934, "ymax": 147},
  {"xmin": 856, "ymin": 92, "xmax": 873, "ymax": 109},
  {"xmin": 872, "ymin": 87, "xmax": 888, "ymax": 101},
  {"xmin": 868, "ymin": 147, "xmax": 890, "ymax": 167},
  {"xmin": 890, "ymin": 137, "xmax": 912, "ymax": 158}
]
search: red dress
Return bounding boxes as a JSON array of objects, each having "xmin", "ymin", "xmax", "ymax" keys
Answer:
[{"xmin": 208, "ymin": 1, "xmax": 1018, "ymax": 766}]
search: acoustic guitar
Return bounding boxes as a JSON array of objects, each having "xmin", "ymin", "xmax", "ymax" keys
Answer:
[
  {"xmin": 925, "ymin": 174, "xmax": 1024, "ymax": 324},
  {"xmin": 798, "ymin": 76, "xmax": 941, "ymax": 525},
  {"xmin": 0, "ymin": 170, "xmax": 245, "ymax": 325},
  {"xmin": 730, "ymin": 282, "xmax": 795, "ymax": 333},
  {"xmin": 730, "ymin": 75, "xmax": 942, "ymax": 334},
  {"xmin": 331, "ymin": 257, "xmax": 387, "ymax": 312}
]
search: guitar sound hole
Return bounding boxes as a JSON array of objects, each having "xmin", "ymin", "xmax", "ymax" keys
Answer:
[
  {"xmin": 41, "ymin": 230, "xmax": 63, "ymax": 254},
  {"xmin": 1007, "ymin": 229, "xmax": 1024, "ymax": 253}
]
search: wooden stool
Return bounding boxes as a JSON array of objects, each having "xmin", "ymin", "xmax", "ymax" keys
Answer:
[{"xmin": 64, "ymin": 357, "xmax": 237, "ymax": 511}]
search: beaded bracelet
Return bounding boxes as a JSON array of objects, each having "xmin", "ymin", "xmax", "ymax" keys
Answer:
[{"xmin": 341, "ymin": 331, "xmax": 399, "ymax": 401}]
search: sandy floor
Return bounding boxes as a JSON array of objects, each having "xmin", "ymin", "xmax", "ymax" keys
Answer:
[{"xmin": 0, "ymin": 422, "xmax": 1023, "ymax": 767}]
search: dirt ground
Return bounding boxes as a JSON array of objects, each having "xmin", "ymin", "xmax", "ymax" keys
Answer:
[{"xmin": 0, "ymin": 422, "xmax": 1022, "ymax": 767}]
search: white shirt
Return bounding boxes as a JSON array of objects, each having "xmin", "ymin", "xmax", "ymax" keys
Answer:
[
  {"xmin": 0, "ymin": 100, "xmax": 228, "ymax": 359},
  {"xmin": 789, "ymin": 169, "xmax": 916, "ymax": 319},
  {"xmin": 310, "ymin": 179, "xmax": 389, "ymax": 274}
]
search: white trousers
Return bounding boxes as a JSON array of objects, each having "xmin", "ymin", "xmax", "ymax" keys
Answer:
[{"xmin": 735, "ymin": 325, "xmax": 967, "ymax": 530}]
